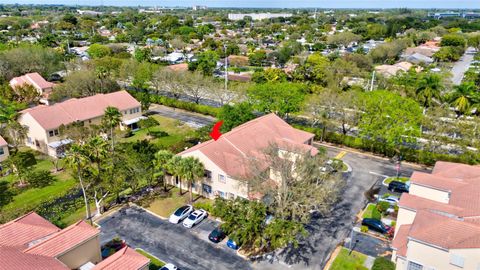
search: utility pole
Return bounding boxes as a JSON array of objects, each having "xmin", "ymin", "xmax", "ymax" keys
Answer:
[
  {"xmin": 369, "ymin": 70, "xmax": 376, "ymax": 91},
  {"xmin": 224, "ymin": 44, "xmax": 228, "ymax": 92}
]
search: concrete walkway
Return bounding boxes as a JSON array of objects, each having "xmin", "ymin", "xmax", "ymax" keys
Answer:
[{"xmin": 451, "ymin": 47, "xmax": 475, "ymax": 85}]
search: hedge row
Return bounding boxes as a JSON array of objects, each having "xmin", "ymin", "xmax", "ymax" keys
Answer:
[
  {"xmin": 129, "ymin": 91, "xmax": 220, "ymax": 117},
  {"xmin": 294, "ymin": 125, "xmax": 479, "ymax": 166}
]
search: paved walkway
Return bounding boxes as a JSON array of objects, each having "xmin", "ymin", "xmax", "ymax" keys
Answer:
[{"xmin": 451, "ymin": 47, "xmax": 475, "ymax": 85}]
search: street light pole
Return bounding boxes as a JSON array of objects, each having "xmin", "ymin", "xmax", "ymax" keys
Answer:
[{"xmin": 224, "ymin": 44, "xmax": 228, "ymax": 92}]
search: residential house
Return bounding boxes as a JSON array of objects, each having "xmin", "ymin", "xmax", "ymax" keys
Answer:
[
  {"xmin": 0, "ymin": 135, "xmax": 9, "ymax": 162},
  {"xmin": 0, "ymin": 212, "xmax": 149, "ymax": 270},
  {"xmin": 18, "ymin": 91, "xmax": 143, "ymax": 157},
  {"xmin": 392, "ymin": 161, "xmax": 480, "ymax": 270},
  {"xmin": 177, "ymin": 113, "xmax": 317, "ymax": 200},
  {"xmin": 9, "ymin": 72, "xmax": 55, "ymax": 104},
  {"xmin": 375, "ymin": 62, "xmax": 414, "ymax": 78}
]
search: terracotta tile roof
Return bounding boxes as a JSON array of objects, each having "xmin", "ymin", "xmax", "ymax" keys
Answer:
[
  {"xmin": 93, "ymin": 247, "xmax": 150, "ymax": 270},
  {"xmin": 391, "ymin": 224, "xmax": 411, "ymax": 257},
  {"xmin": 0, "ymin": 135, "xmax": 7, "ymax": 146},
  {"xmin": 167, "ymin": 63, "xmax": 189, "ymax": 72},
  {"xmin": 10, "ymin": 72, "xmax": 55, "ymax": 90},
  {"xmin": 0, "ymin": 245, "xmax": 69, "ymax": 270},
  {"xmin": 21, "ymin": 90, "xmax": 140, "ymax": 130},
  {"xmin": 399, "ymin": 193, "xmax": 464, "ymax": 216},
  {"xmin": 24, "ymin": 220, "xmax": 99, "ymax": 257},
  {"xmin": 409, "ymin": 210, "xmax": 480, "ymax": 249},
  {"xmin": 432, "ymin": 161, "xmax": 480, "ymax": 179},
  {"xmin": 0, "ymin": 212, "xmax": 60, "ymax": 249},
  {"xmin": 410, "ymin": 171, "xmax": 465, "ymax": 191},
  {"xmin": 180, "ymin": 113, "xmax": 316, "ymax": 177}
]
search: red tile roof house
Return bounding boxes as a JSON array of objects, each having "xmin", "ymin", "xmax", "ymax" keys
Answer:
[
  {"xmin": 176, "ymin": 113, "xmax": 317, "ymax": 200},
  {"xmin": 18, "ymin": 91, "xmax": 144, "ymax": 157},
  {"xmin": 0, "ymin": 135, "xmax": 9, "ymax": 162},
  {"xmin": 0, "ymin": 212, "xmax": 149, "ymax": 270},
  {"xmin": 9, "ymin": 72, "xmax": 56, "ymax": 105},
  {"xmin": 391, "ymin": 161, "xmax": 480, "ymax": 270}
]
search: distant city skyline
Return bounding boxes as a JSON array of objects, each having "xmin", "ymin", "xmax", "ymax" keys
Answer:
[{"xmin": 0, "ymin": 0, "xmax": 479, "ymax": 9}]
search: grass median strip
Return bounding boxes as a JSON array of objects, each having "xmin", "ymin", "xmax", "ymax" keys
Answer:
[{"xmin": 135, "ymin": 248, "xmax": 165, "ymax": 270}]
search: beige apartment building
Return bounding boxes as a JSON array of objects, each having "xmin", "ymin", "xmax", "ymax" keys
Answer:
[
  {"xmin": 0, "ymin": 135, "xmax": 9, "ymax": 162},
  {"xmin": 10, "ymin": 72, "xmax": 56, "ymax": 105},
  {"xmin": 0, "ymin": 212, "xmax": 149, "ymax": 270},
  {"xmin": 392, "ymin": 161, "xmax": 480, "ymax": 270},
  {"xmin": 177, "ymin": 113, "xmax": 317, "ymax": 200},
  {"xmin": 18, "ymin": 91, "xmax": 143, "ymax": 157}
]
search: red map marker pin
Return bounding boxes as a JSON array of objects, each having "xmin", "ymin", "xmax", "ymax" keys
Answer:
[{"xmin": 210, "ymin": 120, "xmax": 224, "ymax": 141}]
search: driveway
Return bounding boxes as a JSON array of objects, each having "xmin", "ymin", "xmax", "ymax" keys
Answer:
[
  {"xmin": 149, "ymin": 104, "xmax": 216, "ymax": 128},
  {"xmin": 344, "ymin": 229, "xmax": 391, "ymax": 258},
  {"xmin": 98, "ymin": 206, "xmax": 251, "ymax": 270},
  {"xmin": 451, "ymin": 47, "xmax": 475, "ymax": 85},
  {"xmin": 253, "ymin": 144, "xmax": 425, "ymax": 270}
]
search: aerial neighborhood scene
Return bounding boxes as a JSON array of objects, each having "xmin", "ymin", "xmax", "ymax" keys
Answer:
[{"xmin": 1, "ymin": 0, "xmax": 480, "ymax": 269}]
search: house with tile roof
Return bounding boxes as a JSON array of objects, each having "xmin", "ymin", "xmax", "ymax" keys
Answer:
[
  {"xmin": 391, "ymin": 161, "xmax": 480, "ymax": 270},
  {"xmin": 9, "ymin": 72, "xmax": 56, "ymax": 105},
  {"xmin": 0, "ymin": 212, "xmax": 149, "ymax": 270},
  {"xmin": 18, "ymin": 91, "xmax": 143, "ymax": 157},
  {"xmin": 0, "ymin": 135, "xmax": 9, "ymax": 162},
  {"xmin": 177, "ymin": 113, "xmax": 317, "ymax": 200}
]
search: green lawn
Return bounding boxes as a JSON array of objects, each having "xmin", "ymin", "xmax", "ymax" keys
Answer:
[
  {"xmin": 60, "ymin": 203, "xmax": 97, "ymax": 226},
  {"xmin": 120, "ymin": 115, "xmax": 194, "ymax": 149},
  {"xmin": 362, "ymin": 204, "xmax": 376, "ymax": 219},
  {"xmin": 135, "ymin": 248, "xmax": 165, "ymax": 270},
  {"xmin": 330, "ymin": 248, "xmax": 368, "ymax": 270},
  {"xmin": 384, "ymin": 176, "xmax": 410, "ymax": 184},
  {"xmin": 146, "ymin": 187, "xmax": 210, "ymax": 218}
]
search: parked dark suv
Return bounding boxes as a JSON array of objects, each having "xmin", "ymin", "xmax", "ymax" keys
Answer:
[
  {"xmin": 362, "ymin": 218, "xmax": 391, "ymax": 234},
  {"xmin": 388, "ymin": 181, "xmax": 410, "ymax": 193},
  {"xmin": 208, "ymin": 226, "xmax": 226, "ymax": 243}
]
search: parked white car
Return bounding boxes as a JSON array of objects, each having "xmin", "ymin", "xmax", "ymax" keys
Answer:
[
  {"xmin": 169, "ymin": 205, "xmax": 193, "ymax": 224},
  {"xmin": 182, "ymin": 209, "xmax": 208, "ymax": 228},
  {"xmin": 160, "ymin": 263, "xmax": 178, "ymax": 270},
  {"xmin": 378, "ymin": 195, "xmax": 399, "ymax": 205}
]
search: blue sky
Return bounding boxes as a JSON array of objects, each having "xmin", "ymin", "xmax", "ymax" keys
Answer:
[{"xmin": 0, "ymin": 0, "xmax": 478, "ymax": 8}]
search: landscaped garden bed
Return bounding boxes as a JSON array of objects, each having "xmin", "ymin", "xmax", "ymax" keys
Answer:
[
  {"xmin": 383, "ymin": 176, "xmax": 409, "ymax": 185},
  {"xmin": 330, "ymin": 247, "xmax": 368, "ymax": 270}
]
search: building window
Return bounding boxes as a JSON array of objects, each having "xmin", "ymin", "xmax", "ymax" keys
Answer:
[
  {"xmin": 204, "ymin": 170, "xmax": 212, "ymax": 180},
  {"xmin": 48, "ymin": 129, "xmax": 59, "ymax": 137},
  {"xmin": 129, "ymin": 107, "xmax": 140, "ymax": 114},
  {"xmin": 218, "ymin": 174, "xmax": 226, "ymax": 183},
  {"xmin": 408, "ymin": 261, "xmax": 423, "ymax": 270},
  {"xmin": 0, "ymin": 147, "xmax": 4, "ymax": 155},
  {"xmin": 218, "ymin": 191, "xmax": 226, "ymax": 198},
  {"xmin": 202, "ymin": 184, "xmax": 212, "ymax": 194},
  {"xmin": 27, "ymin": 137, "xmax": 32, "ymax": 145},
  {"xmin": 450, "ymin": 254, "xmax": 465, "ymax": 268}
]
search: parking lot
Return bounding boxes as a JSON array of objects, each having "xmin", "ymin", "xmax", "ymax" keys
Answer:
[{"xmin": 98, "ymin": 206, "xmax": 252, "ymax": 270}]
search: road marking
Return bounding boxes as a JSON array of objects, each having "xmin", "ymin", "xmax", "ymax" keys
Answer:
[
  {"xmin": 335, "ymin": 151, "xmax": 347, "ymax": 160},
  {"xmin": 369, "ymin": 171, "xmax": 389, "ymax": 178}
]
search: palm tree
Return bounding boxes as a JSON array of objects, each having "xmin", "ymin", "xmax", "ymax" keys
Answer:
[
  {"xmin": 64, "ymin": 143, "xmax": 92, "ymax": 224},
  {"xmin": 102, "ymin": 106, "xmax": 122, "ymax": 152},
  {"xmin": 154, "ymin": 150, "xmax": 174, "ymax": 192},
  {"xmin": 416, "ymin": 73, "xmax": 443, "ymax": 108},
  {"xmin": 166, "ymin": 156, "xmax": 183, "ymax": 195},
  {"xmin": 179, "ymin": 157, "xmax": 205, "ymax": 203},
  {"xmin": 84, "ymin": 136, "xmax": 109, "ymax": 215},
  {"xmin": 449, "ymin": 82, "xmax": 479, "ymax": 116}
]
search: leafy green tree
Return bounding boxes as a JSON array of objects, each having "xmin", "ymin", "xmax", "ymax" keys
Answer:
[
  {"xmin": 6, "ymin": 151, "xmax": 36, "ymax": 186},
  {"xmin": 134, "ymin": 47, "xmax": 152, "ymax": 62},
  {"xmin": 166, "ymin": 155, "xmax": 184, "ymax": 195},
  {"xmin": 132, "ymin": 62, "xmax": 156, "ymax": 89},
  {"xmin": 440, "ymin": 34, "xmax": 466, "ymax": 47},
  {"xmin": 139, "ymin": 116, "xmax": 159, "ymax": 135},
  {"xmin": 416, "ymin": 73, "xmax": 444, "ymax": 108},
  {"xmin": 327, "ymin": 32, "xmax": 361, "ymax": 48},
  {"xmin": 217, "ymin": 103, "xmax": 255, "ymax": 132},
  {"xmin": 468, "ymin": 34, "xmax": 480, "ymax": 51},
  {"xmin": 263, "ymin": 219, "xmax": 307, "ymax": 249},
  {"xmin": 248, "ymin": 50, "xmax": 267, "ymax": 66},
  {"xmin": 87, "ymin": 44, "xmax": 112, "ymax": 59},
  {"xmin": 154, "ymin": 150, "xmax": 174, "ymax": 192},
  {"xmin": 358, "ymin": 90, "xmax": 423, "ymax": 155},
  {"xmin": 251, "ymin": 68, "xmax": 287, "ymax": 84},
  {"xmin": 178, "ymin": 157, "xmax": 204, "ymax": 203},
  {"xmin": 247, "ymin": 82, "xmax": 306, "ymax": 118},
  {"xmin": 189, "ymin": 50, "xmax": 219, "ymax": 76},
  {"xmin": 448, "ymin": 82, "xmax": 480, "ymax": 116},
  {"xmin": 102, "ymin": 106, "xmax": 122, "ymax": 153},
  {"xmin": 84, "ymin": 136, "xmax": 110, "ymax": 215},
  {"xmin": 64, "ymin": 143, "xmax": 92, "ymax": 223}
]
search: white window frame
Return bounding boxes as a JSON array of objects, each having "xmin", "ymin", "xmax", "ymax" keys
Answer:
[
  {"xmin": 218, "ymin": 174, "xmax": 226, "ymax": 183},
  {"xmin": 408, "ymin": 261, "xmax": 424, "ymax": 270}
]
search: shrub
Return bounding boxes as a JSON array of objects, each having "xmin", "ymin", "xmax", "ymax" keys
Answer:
[
  {"xmin": 193, "ymin": 200, "xmax": 214, "ymax": 213},
  {"xmin": 149, "ymin": 130, "xmax": 169, "ymax": 138},
  {"xmin": 371, "ymin": 207, "xmax": 382, "ymax": 220},
  {"xmin": 376, "ymin": 201, "xmax": 391, "ymax": 214},
  {"xmin": 27, "ymin": 170, "xmax": 55, "ymax": 188},
  {"xmin": 372, "ymin": 257, "xmax": 395, "ymax": 270},
  {"xmin": 360, "ymin": 225, "xmax": 369, "ymax": 233}
]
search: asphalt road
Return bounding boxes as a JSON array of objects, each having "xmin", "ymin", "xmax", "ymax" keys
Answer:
[
  {"xmin": 253, "ymin": 144, "xmax": 427, "ymax": 270},
  {"xmin": 451, "ymin": 47, "xmax": 475, "ymax": 85},
  {"xmin": 149, "ymin": 104, "xmax": 216, "ymax": 128},
  {"xmin": 98, "ymin": 206, "xmax": 251, "ymax": 270}
]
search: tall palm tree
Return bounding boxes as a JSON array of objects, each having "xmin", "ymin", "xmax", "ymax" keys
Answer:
[
  {"xmin": 166, "ymin": 156, "xmax": 183, "ymax": 195},
  {"xmin": 416, "ymin": 73, "xmax": 443, "ymax": 109},
  {"xmin": 154, "ymin": 150, "xmax": 174, "ymax": 192},
  {"xmin": 449, "ymin": 82, "xmax": 479, "ymax": 116},
  {"xmin": 84, "ymin": 136, "xmax": 109, "ymax": 215},
  {"xmin": 179, "ymin": 157, "xmax": 205, "ymax": 203},
  {"xmin": 102, "ymin": 106, "xmax": 122, "ymax": 152},
  {"xmin": 64, "ymin": 143, "xmax": 92, "ymax": 224}
]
